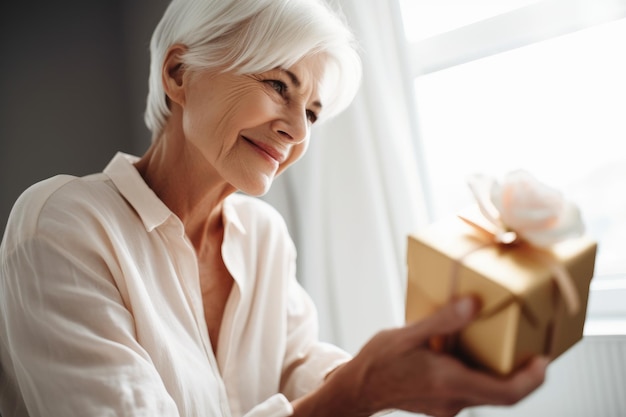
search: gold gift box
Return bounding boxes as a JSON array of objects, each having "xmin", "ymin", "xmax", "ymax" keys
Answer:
[{"xmin": 405, "ymin": 217, "xmax": 597, "ymax": 376}]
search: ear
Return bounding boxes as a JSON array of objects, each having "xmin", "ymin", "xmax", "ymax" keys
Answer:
[{"xmin": 162, "ymin": 44, "xmax": 188, "ymax": 106}]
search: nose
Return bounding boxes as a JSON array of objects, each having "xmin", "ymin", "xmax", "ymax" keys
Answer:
[{"xmin": 273, "ymin": 106, "xmax": 309, "ymax": 144}]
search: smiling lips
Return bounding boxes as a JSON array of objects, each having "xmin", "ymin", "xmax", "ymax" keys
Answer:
[{"xmin": 243, "ymin": 136, "xmax": 288, "ymax": 164}]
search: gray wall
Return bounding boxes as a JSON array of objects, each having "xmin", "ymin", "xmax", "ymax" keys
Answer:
[{"xmin": 0, "ymin": 0, "xmax": 170, "ymax": 233}]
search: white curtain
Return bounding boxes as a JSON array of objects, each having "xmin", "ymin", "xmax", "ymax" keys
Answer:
[{"xmin": 263, "ymin": 0, "xmax": 429, "ymax": 355}]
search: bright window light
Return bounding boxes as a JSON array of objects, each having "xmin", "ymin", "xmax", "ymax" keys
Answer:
[
  {"xmin": 412, "ymin": 17, "xmax": 626, "ymax": 282},
  {"xmin": 399, "ymin": 0, "xmax": 541, "ymax": 41}
]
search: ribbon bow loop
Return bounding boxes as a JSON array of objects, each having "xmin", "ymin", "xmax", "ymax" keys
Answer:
[
  {"xmin": 466, "ymin": 170, "xmax": 585, "ymax": 247},
  {"xmin": 459, "ymin": 170, "xmax": 586, "ymax": 316}
]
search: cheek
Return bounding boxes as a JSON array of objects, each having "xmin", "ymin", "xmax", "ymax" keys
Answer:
[
  {"xmin": 181, "ymin": 99, "xmax": 239, "ymax": 150},
  {"xmin": 237, "ymin": 92, "xmax": 280, "ymax": 125},
  {"xmin": 181, "ymin": 90, "xmax": 216, "ymax": 140},
  {"xmin": 186, "ymin": 92, "xmax": 276, "ymax": 137}
]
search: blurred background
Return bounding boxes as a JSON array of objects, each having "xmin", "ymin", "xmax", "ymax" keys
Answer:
[{"xmin": 0, "ymin": 0, "xmax": 169, "ymax": 232}]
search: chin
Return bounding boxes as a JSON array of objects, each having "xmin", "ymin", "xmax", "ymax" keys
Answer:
[
  {"xmin": 241, "ymin": 188, "xmax": 269, "ymax": 197},
  {"xmin": 236, "ymin": 176, "xmax": 274, "ymax": 197}
]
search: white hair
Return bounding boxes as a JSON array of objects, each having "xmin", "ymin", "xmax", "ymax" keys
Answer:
[{"xmin": 145, "ymin": 0, "xmax": 362, "ymax": 140}]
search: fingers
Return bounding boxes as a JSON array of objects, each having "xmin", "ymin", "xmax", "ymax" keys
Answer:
[
  {"xmin": 450, "ymin": 355, "xmax": 549, "ymax": 407},
  {"xmin": 352, "ymin": 310, "xmax": 548, "ymax": 416},
  {"xmin": 384, "ymin": 296, "xmax": 547, "ymax": 415},
  {"xmin": 498, "ymin": 356, "xmax": 549, "ymax": 404},
  {"xmin": 401, "ymin": 296, "xmax": 480, "ymax": 348}
]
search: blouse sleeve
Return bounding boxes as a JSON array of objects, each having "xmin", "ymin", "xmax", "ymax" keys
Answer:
[
  {"xmin": 0, "ymin": 201, "xmax": 180, "ymax": 417},
  {"xmin": 278, "ymin": 255, "xmax": 352, "ymax": 402}
]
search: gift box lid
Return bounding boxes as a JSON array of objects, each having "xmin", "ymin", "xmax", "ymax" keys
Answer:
[{"xmin": 408, "ymin": 217, "xmax": 596, "ymax": 326}]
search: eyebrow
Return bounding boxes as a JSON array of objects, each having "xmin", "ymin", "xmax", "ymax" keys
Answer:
[{"xmin": 281, "ymin": 69, "xmax": 323, "ymax": 111}]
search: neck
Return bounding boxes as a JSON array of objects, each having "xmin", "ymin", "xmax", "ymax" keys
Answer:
[{"xmin": 134, "ymin": 123, "xmax": 236, "ymax": 255}]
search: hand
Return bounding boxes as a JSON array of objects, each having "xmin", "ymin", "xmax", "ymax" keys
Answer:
[{"xmin": 322, "ymin": 297, "xmax": 548, "ymax": 417}]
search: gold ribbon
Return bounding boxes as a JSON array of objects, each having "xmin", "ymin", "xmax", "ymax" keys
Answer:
[
  {"xmin": 429, "ymin": 212, "xmax": 581, "ymax": 358},
  {"xmin": 457, "ymin": 212, "xmax": 580, "ymax": 317}
]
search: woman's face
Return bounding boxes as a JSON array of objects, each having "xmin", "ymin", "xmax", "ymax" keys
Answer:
[{"xmin": 179, "ymin": 55, "xmax": 327, "ymax": 196}]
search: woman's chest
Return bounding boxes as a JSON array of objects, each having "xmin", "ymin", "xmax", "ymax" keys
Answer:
[{"xmin": 198, "ymin": 254, "xmax": 234, "ymax": 353}]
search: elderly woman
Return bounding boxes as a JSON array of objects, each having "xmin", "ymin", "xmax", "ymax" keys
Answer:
[{"xmin": 0, "ymin": 0, "xmax": 547, "ymax": 416}]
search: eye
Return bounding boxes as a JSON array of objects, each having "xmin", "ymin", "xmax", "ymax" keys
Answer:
[
  {"xmin": 265, "ymin": 79, "xmax": 288, "ymax": 97},
  {"xmin": 306, "ymin": 109, "xmax": 318, "ymax": 124}
]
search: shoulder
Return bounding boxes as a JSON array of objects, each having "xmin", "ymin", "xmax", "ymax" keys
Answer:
[
  {"xmin": 3, "ymin": 175, "xmax": 76, "ymax": 243},
  {"xmin": 1, "ymin": 173, "xmax": 121, "ymax": 252}
]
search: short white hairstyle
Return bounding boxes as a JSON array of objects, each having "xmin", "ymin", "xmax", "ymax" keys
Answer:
[{"xmin": 145, "ymin": 0, "xmax": 362, "ymax": 139}]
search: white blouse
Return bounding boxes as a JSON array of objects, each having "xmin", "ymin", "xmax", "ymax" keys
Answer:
[{"xmin": 0, "ymin": 153, "xmax": 350, "ymax": 417}]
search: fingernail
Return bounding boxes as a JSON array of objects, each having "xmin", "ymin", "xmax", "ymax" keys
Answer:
[{"xmin": 455, "ymin": 297, "xmax": 476, "ymax": 318}]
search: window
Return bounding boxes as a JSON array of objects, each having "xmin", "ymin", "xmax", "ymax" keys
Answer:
[{"xmin": 396, "ymin": 0, "xmax": 626, "ymax": 333}]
